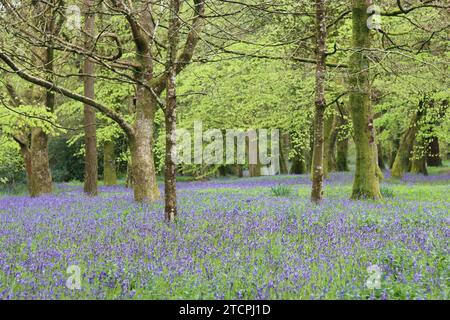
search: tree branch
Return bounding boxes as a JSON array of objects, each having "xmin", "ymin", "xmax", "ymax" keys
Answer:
[{"xmin": 0, "ymin": 51, "xmax": 135, "ymax": 138}]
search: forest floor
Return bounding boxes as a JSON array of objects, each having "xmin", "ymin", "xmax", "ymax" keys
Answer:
[{"xmin": 0, "ymin": 165, "xmax": 449, "ymax": 299}]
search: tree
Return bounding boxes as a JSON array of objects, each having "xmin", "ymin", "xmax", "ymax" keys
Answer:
[
  {"xmin": 323, "ymin": 110, "xmax": 337, "ymax": 176},
  {"xmin": 391, "ymin": 99, "xmax": 426, "ymax": 178},
  {"xmin": 310, "ymin": 0, "xmax": 327, "ymax": 203},
  {"xmin": 427, "ymin": 137, "xmax": 442, "ymax": 167},
  {"xmin": 0, "ymin": 91, "xmax": 58, "ymax": 194},
  {"xmin": 103, "ymin": 140, "xmax": 117, "ymax": 186},
  {"xmin": 83, "ymin": 0, "xmax": 98, "ymax": 196},
  {"xmin": 164, "ymin": 0, "xmax": 181, "ymax": 222},
  {"xmin": 336, "ymin": 101, "xmax": 349, "ymax": 171},
  {"xmin": 0, "ymin": 0, "xmax": 206, "ymax": 205},
  {"xmin": 348, "ymin": 0, "xmax": 381, "ymax": 200},
  {"xmin": 2, "ymin": 76, "xmax": 54, "ymax": 197}
]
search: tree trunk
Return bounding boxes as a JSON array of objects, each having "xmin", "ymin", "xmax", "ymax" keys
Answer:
[
  {"xmin": 164, "ymin": 0, "xmax": 181, "ymax": 222},
  {"xmin": 83, "ymin": 0, "xmax": 98, "ymax": 196},
  {"xmin": 125, "ymin": 160, "xmax": 133, "ymax": 188},
  {"xmin": 427, "ymin": 137, "xmax": 442, "ymax": 167},
  {"xmin": 410, "ymin": 156, "xmax": 428, "ymax": 176},
  {"xmin": 130, "ymin": 88, "xmax": 160, "ymax": 202},
  {"xmin": 391, "ymin": 101, "xmax": 425, "ymax": 178},
  {"xmin": 377, "ymin": 143, "xmax": 385, "ymax": 169},
  {"xmin": 29, "ymin": 46, "xmax": 54, "ymax": 197},
  {"xmin": 290, "ymin": 149, "xmax": 306, "ymax": 174},
  {"xmin": 218, "ymin": 166, "xmax": 228, "ymax": 176},
  {"xmin": 388, "ymin": 139, "xmax": 399, "ymax": 169},
  {"xmin": 336, "ymin": 106, "xmax": 349, "ymax": 172},
  {"xmin": 164, "ymin": 95, "xmax": 177, "ymax": 221},
  {"xmin": 307, "ymin": 126, "xmax": 315, "ymax": 173},
  {"xmin": 103, "ymin": 140, "xmax": 117, "ymax": 186},
  {"xmin": 15, "ymin": 137, "xmax": 32, "ymax": 194},
  {"xmin": 279, "ymin": 133, "xmax": 289, "ymax": 174},
  {"xmin": 249, "ymin": 163, "xmax": 261, "ymax": 177},
  {"xmin": 324, "ymin": 112, "xmax": 337, "ymax": 176},
  {"xmin": 24, "ymin": 28, "xmax": 54, "ymax": 197},
  {"xmin": 235, "ymin": 164, "xmax": 244, "ymax": 177},
  {"xmin": 348, "ymin": 0, "xmax": 381, "ymax": 200},
  {"xmin": 5, "ymin": 77, "xmax": 50, "ymax": 197},
  {"xmin": 336, "ymin": 137, "xmax": 349, "ymax": 172},
  {"xmin": 30, "ymin": 128, "xmax": 52, "ymax": 196},
  {"xmin": 311, "ymin": 0, "xmax": 327, "ymax": 203},
  {"xmin": 247, "ymin": 138, "xmax": 261, "ymax": 177}
]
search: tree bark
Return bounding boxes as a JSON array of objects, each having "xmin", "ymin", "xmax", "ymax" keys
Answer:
[
  {"xmin": 410, "ymin": 156, "xmax": 428, "ymax": 175},
  {"xmin": 164, "ymin": 0, "xmax": 181, "ymax": 222},
  {"xmin": 5, "ymin": 81, "xmax": 34, "ymax": 194},
  {"xmin": 348, "ymin": 0, "xmax": 381, "ymax": 200},
  {"xmin": 391, "ymin": 101, "xmax": 425, "ymax": 178},
  {"xmin": 30, "ymin": 128, "xmax": 52, "ymax": 196},
  {"xmin": 311, "ymin": 0, "xmax": 327, "ymax": 203},
  {"xmin": 324, "ymin": 112, "xmax": 337, "ymax": 176},
  {"xmin": 83, "ymin": 0, "xmax": 98, "ymax": 196},
  {"xmin": 103, "ymin": 140, "xmax": 117, "ymax": 186},
  {"xmin": 388, "ymin": 139, "xmax": 399, "ymax": 169},
  {"xmin": 336, "ymin": 104, "xmax": 349, "ymax": 172},
  {"xmin": 377, "ymin": 143, "xmax": 385, "ymax": 169},
  {"xmin": 279, "ymin": 133, "xmax": 290, "ymax": 174},
  {"xmin": 247, "ymin": 138, "xmax": 261, "ymax": 177},
  {"xmin": 125, "ymin": 159, "xmax": 133, "ymax": 188},
  {"xmin": 249, "ymin": 163, "xmax": 261, "ymax": 177},
  {"xmin": 29, "ymin": 47, "xmax": 54, "ymax": 197},
  {"xmin": 14, "ymin": 136, "xmax": 32, "ymax": 194},
  {"xmin": 235, "ymin": 164, "xmax": 244, "ymax": 178},
  {"xmin": 129, "ymin": 90, "xmax": 160, "ymax": 202},
  {"xmin": 427, "ymin": 137, "xmax": 442, "ymax": 167}
]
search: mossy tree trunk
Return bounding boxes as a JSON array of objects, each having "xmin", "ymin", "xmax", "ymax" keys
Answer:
[
  {"xmin": 311, "ymin": 0, "xmax": 327, "ymax": 203},
  {"xmin": 83, "ymin": 0, "xmax": 98, "ymax": 196},
  {"xmin": 427, "ymin": 137, "xmax": 442, "ymax": 167},
  {"xmin": 388, "ymin": 139, "xmax": 400, "ymax": 169},
  {"xmin": 30, "ymin": 127, "xmax": 52, "ymax": 196},
  {"xmin": 348, "ymin": 0, "xmax": 381, "ymax": 200},
  {"xmin": 391, "ymin": 100, "xmax": 425, "ymax": 178},
  {"xmin": 164, "ymin": 0, "xmax": 181, "ymax": 222},
  {"xmin": 29, "ymin": 45, "xmax": 54, "ymax": 197},
  {"xmin": 307, "ymin": 125, "xmax": 315, "ymax": 173},
  {"xmin": 410, "ymin": 157, "xmax": 428, "ymax": 175},
  {"xmin": 324, "ymin": 112, "xmax": 337, "ymax": 176},
  {"xmin": 130, "ymin": 90, "xmax": 160, "ymax": 202},
  {"xmin": 377, "ymin": 143, "xmax": 385, "ymax": 169},
  {"xmin": 5, "ymin": 81, "xmax": 34, "ymax": 194},
  {"xmin": 336, "ymin": 103, "xmax": 349, "ymax": 172},
  {"xmin": 125, "ymin": 159, "xmax": 133, "ymax": 188},
  {"xmin": 336, "ymin": 138, "xmax": 349, "ymax": 171},
  {"xmin": 13, "ymin": 135, "xmax": 33, "ymax": 194},
  {"xmin": 103, "ymin": 140, "xmax": 117, "ymax": 186}
]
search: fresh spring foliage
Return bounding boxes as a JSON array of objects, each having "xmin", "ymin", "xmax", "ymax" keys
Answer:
[{"xmin": 270, "ymin": 184, "xmax": 293, "ymax": 197}]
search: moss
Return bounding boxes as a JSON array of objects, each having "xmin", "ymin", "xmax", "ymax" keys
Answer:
[
  {"xmin": 103, "ymin": 140, "xmax": 118, "ymax": 186},
  {"xmin": 348, "ymin": 0, "xmax": 381, "ymax": 200},
  {"xmin": 30, "ymin": 128, "xmax": 52, "ymax": 197}
]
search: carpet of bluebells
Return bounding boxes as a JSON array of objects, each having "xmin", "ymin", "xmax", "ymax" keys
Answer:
[{"xmin": 0, "ymin": 170, "xmax": 449, "ymax": 300}]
